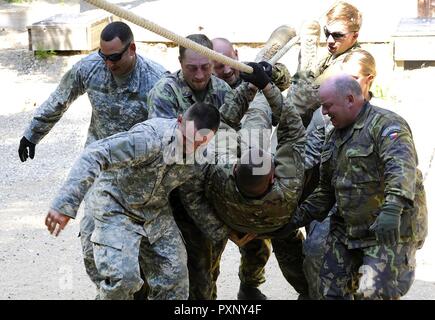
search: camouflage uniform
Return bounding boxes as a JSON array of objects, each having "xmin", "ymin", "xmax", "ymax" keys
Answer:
[
  {"xmin": 231, "ymin": 62, "xmax": 291, "ymax": 290},
  {"xmin": 313, "ymin": 43, "xmax": 361, "ymax": 84},
  {"xmin": 22, "ymin": 52, "xmax": 167, "ymax": 291},
  {"xmin": 51, "ymin": 118, "xmax": 230, "ymax": 299},
  {"xmin": 300, "ymin": 43, "xmax": 362, "ymax": 299},
  {"xmin": 205, "ymin": 83, "xmax": 309, "ymax": 296},
  {"xmin": 293, "ymin": 102, "xmax": 428, "ymax": 299},
  {"xmin": 147, "ymin": 71, "xmax": 256, "ymax": 299}
]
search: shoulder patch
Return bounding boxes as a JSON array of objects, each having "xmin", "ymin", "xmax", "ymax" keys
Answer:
[{"xmin": 381, "ymin": 125, "xmax": 401, "ymax": 138}]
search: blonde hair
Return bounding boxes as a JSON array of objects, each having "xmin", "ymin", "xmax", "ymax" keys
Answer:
[
  {"xmin": 342, "ymin": 49, "xmax": 377, "ymax": 79},
  {"xmin": 326, "ymin": 1, "xmax": 363, "ymax": 32}
]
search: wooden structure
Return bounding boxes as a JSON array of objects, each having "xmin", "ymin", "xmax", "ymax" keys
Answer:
[
  {"xmin": 27, "ymin": 10, "xmax": 116, "ymax": 51},
  {"xmin": 418, "ymin": 0, "xmax": 435, "ymax": 17},
  {"xmin": 392, "ymin": 17, "xmax": 435, "ymax": 69}
]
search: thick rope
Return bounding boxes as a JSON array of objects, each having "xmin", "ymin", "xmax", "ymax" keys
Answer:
[
  {"xmin": 269, "ymin": 36, "xmax": 300, "ymax": 65},
  {"xmin": 84, "ymin": 0, "xmax": 253, "ymax": 73}
]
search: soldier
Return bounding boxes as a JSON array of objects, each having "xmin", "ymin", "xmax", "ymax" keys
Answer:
[
  {"xmin": 314, "ymin": 1, "xmax": 363, "ymax": 82},
  {"xmin": 211, "ymin": 37, "xmax": 307, "ymax": 300},
  {"xmin": 205, "ymin": 58, "xmax": 310, "ymax": 299},
  {"xmin": 17, "ymin": 21, "xmax": 167, "ymax": 297},
  {"xmin": 296, "ymin": 1, "xmax": 365, "ymax": 299},
  {"xmin": 147, "ymin": 34, "xmax": 274, "ymax": 299},
  {"xmin": 293, "ymin": 1, "xmax": 363, "ymax": 129},
  {"xmin": 286, "ymin": 74, "xmax": 427, "ymax": 299},
  {"xmin": 44, "ymin": 102, "xmax": 232, "ymax": 299}
]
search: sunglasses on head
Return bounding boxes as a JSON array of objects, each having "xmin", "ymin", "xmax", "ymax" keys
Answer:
[
  {"xmin": 323, "ymin": 26, "xmax": 352, "ymax": 40},
  {"xmin": 98, "ymin": 41, "xmax": 131, "ymax": 62}
]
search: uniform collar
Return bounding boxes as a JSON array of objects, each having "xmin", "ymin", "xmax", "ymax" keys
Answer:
[{"xmin": 352, "ymin": 101, "xmax": 371, "ymax": 130}]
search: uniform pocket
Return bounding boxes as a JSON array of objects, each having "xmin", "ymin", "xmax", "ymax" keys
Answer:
[
  {"xmin": 91, "ymin": 224, "xmax": 123, "ymax": 250},
  {"xmin": 346, "ymin": 144, "xmax": 380, "ymax": 183}
]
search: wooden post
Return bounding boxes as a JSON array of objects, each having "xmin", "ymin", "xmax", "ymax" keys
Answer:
[{"xmin": 418, "ymin": 0, "xmax": 435, "ymax": 18}]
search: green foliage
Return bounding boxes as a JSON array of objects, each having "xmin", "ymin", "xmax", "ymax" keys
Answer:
[
  {"xmin": 34, "ymin": 49, "xmax": 57, "ymax": 60},
  {"xmin": 372, "ymin": 83, "xmax": 388, "ymax": 99},
  {"xmin": 5, "ymin": 0, "xmax": 30, "ymax": 3}
]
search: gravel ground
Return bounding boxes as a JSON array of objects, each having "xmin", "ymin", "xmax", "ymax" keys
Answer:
[{"xmin": 0, "ymin": 26, "xmax": 434, "ymax": 300}]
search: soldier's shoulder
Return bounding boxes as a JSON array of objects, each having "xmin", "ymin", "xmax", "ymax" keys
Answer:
[
  {"xmin": 75, "ymin": 52, "xmax": 105, "ymax": 71},
  {"xmin": 368, "ymin": 104, "xmax": 412, "ymax": 138},
  {"xmin": 136, "ymin": 54, "xmax": 168, "ymax": 74},
  {"xmin": 153, "ymin": 71, "xmax": 182, "ymax": 88},
  {"xmin": 371, "ymin": 104, "xmax": 408, "ymax": 127},
  {"xmin": 145, "ymin": 117, "xmax": 176, "ymax": 130}
]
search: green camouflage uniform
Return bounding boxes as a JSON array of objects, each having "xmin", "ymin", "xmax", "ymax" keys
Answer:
[
  {"xmin": 205, "ymin": 83, "xmax": 309, "ymax": 295},
  {"xmin": 293, "ymin": 102, "xmax": 428, "ymax": 299},
  {"xmin": 228, "ymin": 63, "xmax": 291, "ymax": 290},
  {"xmin": 51, "ymin": 118, "xmax": 230, "ymax": 299},
  {"xmin": 147, "ymin": 71, "xmax": 256, "ymax": 299},
  {"xmin": 301, "ymin": 43, "xmax": 362, "ymax": 299},
  {"xmin": 22, "ymin": 53, "xmax": 167, "ymax": 292},
  {"xmin": 313, "ymin": 43, "xmax": 361, "ymax": 84}
]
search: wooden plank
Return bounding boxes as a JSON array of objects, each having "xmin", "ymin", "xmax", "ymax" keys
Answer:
[
  {"xmin": 394, "ymin": 36, "xmax": 435, "ymax": 60},
  {"xmin": 393, "ymin": 18, "xmax": 435, "ymax": 36},
  {"xmin": 27, "ymin": 11, "xmax": 114, "ymax": 51}
]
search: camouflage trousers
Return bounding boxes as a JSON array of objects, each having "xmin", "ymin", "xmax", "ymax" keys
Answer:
[
  {"xmin": 80, "ymin": 200, "xmax": 104, "ymax": 290},
  {"xmin": 88, "ymin": 191, "xmax": 188, "ymax": 300},
  {"xmin": 271, "ymin": 230, "xmax": 309, "ymax": 296},
  {"xmin": 170, "ymin": 190, "xmax": 226, "ymax": 300},
  {"xmin": 319, "ymin": 232, "xmax": 417, "ymax": 300},
  {"xmin": 80, "ymin": 199, "xmax": 149, "ymax": 299},
  {"xmin": 238, "ymin": 230, "xmax": 308, "ymax": 295},
  {"xmin": 302, "ymin": 217, "xmax": 330, "ymax": 299},
  {"xmin": 238, "ymin": 239, "xmax": 271, "ymax": 287}
]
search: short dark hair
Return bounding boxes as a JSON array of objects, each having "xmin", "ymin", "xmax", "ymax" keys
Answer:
[
  {"xmin": 185, "ymin": 102, "xmax": 220, "ymax": 132},
  {"xmin": 235, "ymin": 148, "xmax": 274, "ymax": 198},
  {"xmin": 179, "ymin": 34, "xmax": 213, "ymax": 60},
  {"xmin": 101, "ymin": 21, "xmax": 134, "ymax": 45}
]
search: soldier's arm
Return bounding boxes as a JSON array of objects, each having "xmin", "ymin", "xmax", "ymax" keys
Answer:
[
  {"xmin": 178, "ymin": 168, "xmax": 231, "ymax": 243},
  {"xmin": 272, "ymin": 95, "xmax": 306, "ymax": 209},
  {"xmin": 375, "ymin": 116, "xmax": 418, "ymax": 205},
  {"xmin": 305, "ymin": 124, "xmax": 325, "ymax": 170},
  {"xmin": 293, "ymin": 143, "xmax": 336, "ymax": 228},
  {"xmin": 23, "ymin": 62, "xmax": 86, "ymax": 144},
  {"xmin": 147, "ymin": 79, "xmax": 181, "ymax": 119},
  {"xmin": 218, "ymin": 82, "xmax": 258, "ymax": 129},
  {"xmin": 274, "ymin": 97, "xmax": 306, "ymax": 179},
  {"xmin": 50, "ymin": 124, "xmax": 161, "ymax": 219}
]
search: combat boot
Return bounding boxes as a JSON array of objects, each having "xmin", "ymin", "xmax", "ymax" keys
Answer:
[
  {"xmin": 237, "ymin": 283, "xmax": 267, "ymax": 300},
  {"xmin": 299, "ymin": 20, "xmax": 321, "ymax": 73},
  {"xmin": 255, "ymin": 25, "xmax": 297, "ymax": 63}
]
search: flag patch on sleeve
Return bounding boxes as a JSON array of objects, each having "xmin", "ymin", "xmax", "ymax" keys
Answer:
[{"xmin": 381, "ymin": 125, "xmax": 401, "ymax": 140}]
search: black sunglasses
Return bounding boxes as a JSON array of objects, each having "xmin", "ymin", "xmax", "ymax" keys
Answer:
[
  {"xmin": 98, "ymin": 42, "xmax": 131, "ymax": 62},
  {"xmin": 323, "ymin": 26, "xmax": 352, "ymax": 40}
]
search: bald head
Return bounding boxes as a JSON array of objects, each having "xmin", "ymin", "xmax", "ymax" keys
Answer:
[
  {"xmin": 319, "ymin": 74, "xmax": 365, "ymax": 129},
  {"xmin": 211, "ymin": 37, "xmax": 240, "ymax": 87}
]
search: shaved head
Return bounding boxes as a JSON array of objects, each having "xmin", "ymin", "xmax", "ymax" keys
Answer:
[
  {"xmin": 319, "ymin": 74, "xmax": 365, "ymax": 129},
  {"xmin": 211, "ymin": 37, "xmax": 240, "ymax": 87}
]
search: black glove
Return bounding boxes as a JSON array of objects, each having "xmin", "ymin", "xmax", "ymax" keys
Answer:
[
  {"xmin": 240, "ymin": 62, "xmax": 271, "ymax": 90},
  {"xmin": 369, "ymin": 202, "xmax": 402, "ymax": 246},
  {"xmin": 258, "ymin": 61, "xmax": 273, "ymax": 77},
  {"xmin": 18, "ymin": 136, "xmax": 36, "ymax": 162}
]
